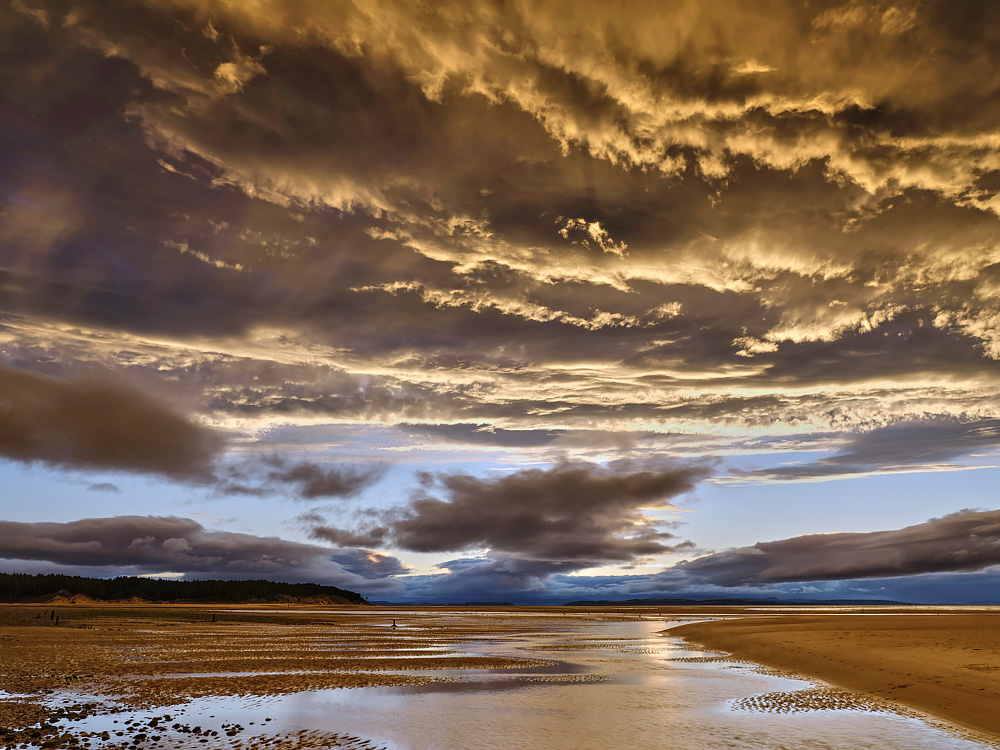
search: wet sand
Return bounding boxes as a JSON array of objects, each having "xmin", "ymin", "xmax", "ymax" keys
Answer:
[
  {"xmin": 0, "ymin": 604, "xmax": 558, "ymax": 748},
  {"xmin": 4, "ymin": 603, "xmax": 999, "ymax": 749},
  {"xmin": 674, "ymin": 613, "xmax": 1000, "ymax": 741}
]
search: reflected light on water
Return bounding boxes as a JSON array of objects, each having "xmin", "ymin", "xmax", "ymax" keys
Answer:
[{"xmin": 59, "ymin": 613, "xmax": 996, "ymax": 750}]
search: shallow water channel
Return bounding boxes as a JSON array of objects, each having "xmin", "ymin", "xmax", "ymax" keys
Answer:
[{"xmin": 50, "ymin": 613, "xmax": 998, "ymax": 750}]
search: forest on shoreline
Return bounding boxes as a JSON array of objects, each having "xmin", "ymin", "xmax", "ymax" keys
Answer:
[{"xmin": 0, "ymin": 573, "xmax": 366, "ymax": 604}]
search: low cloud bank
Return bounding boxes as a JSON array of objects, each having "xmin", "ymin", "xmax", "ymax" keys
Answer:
[
  {"xmin": 383, "ymin": 508, "xmax": 1000, "ymax": 603},
  {"xmin": 673, "ymin": 508, "xmax": 1000, "ymax": 585},
  {"xmin": 0, "ymin": 515, "xmax": 404, "ymax": 590},
  {"xmin": 5, "ymin": 510, "xmax": 1000, "ymax": 605}
]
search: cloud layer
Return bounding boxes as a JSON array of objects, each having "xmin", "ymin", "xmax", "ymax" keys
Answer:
[
  {"xmin": 674, "ymin": 509, "xmax": 1000, "ymax": 585},
  {"xmin": 6, "ymin": 0, "xmax": 1000, "ymax": 444},
  {"xmin": 730, "ymin": 417, "xmax": 1000, "ymax": 483},
  {"xmin": 2, "ymin": 0, "xmax": 1000, "ymax": 600},
  {"xmin": 310, "ymin": 461, "xmax": 704, "ymax": 566},
  {"xmin": 5, "ymin": 510, "xmax": 1000, "ymax": 605},
  {"xmin": 0, "ymin": 515, "xmax": 401, "ymax": 588},
  {"xmin": 0, "ymin": 366, "xmax": 219, "ymax": 480},
  {"xmin": 389, "ymin": 509, "xmax": 1000, "ymax": 603},
  {"xmin": 0, "ymin": 365, "xmax": 383, "ymax": 499}
]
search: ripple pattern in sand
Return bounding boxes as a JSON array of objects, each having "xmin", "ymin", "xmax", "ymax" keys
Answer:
[{"xmin": 733, "ymin": 687, "xmax": 902, "ymax": 715}]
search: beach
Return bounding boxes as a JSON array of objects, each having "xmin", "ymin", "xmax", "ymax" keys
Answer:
[
  {"xmin": 2, "ymin": 604, "xmax": 998, "ymax": 750},
  {"xmin": 0, "ymin": 604, "xmax": 553, "ymax": 748},
  {"xmin": 673, "ymin": 612, "xmax": 1000, "ymax": 741}
]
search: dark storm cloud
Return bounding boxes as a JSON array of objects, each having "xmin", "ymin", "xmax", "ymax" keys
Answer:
[
  {"xmin": 7, "ymin": 0, "xmax": 1000, "ymax": 606},
  {"xmin": 0, "ymin": 515, "xmax": 404, "ymax": 586},
  {"xmin": 830, "ymin": 569, "xmax": 1000, "ymax": 605},
  {"xmin": 0, "ymin": 365, "xmax": 220, "ymax": 479},
  {"xmin": 394, "ymin": 566, "xmax": 1000, "ymax": 605},
  {"xmin": 387, "ymin": 565, "xmax": 1000, "ymax": 605},
  {"xmin": 673, "ymin": 509, "xmax": 1000, "ymax": 586},
  {"xmin": 0, "ymin": 1, "xmax": 454, "ymax": 343},
  {"xmin": 311, "ymin": 461, "xmax": 705, "ymax": 565},
  {"xmin": 6, "ymin": 0, "xmax": 1000, "ymax": 392},
  {"xmin": 735, "ymin": 417, "xmax": 1000, "ymax": 482}
]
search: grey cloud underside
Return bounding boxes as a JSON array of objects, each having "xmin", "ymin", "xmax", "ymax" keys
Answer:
[
  {"xmin": 673, "ymin": 509, "xmax": 1000, "ymax": 585},
  {"xmin": 3, "ymin": 509, "xmax": 1000, "ymax": 603},
  {"xmin": 733, "ymin": 417, "xmax": 1000, "ymax": 482},
  {"xmin": 0, "ymin": 364, "xmax": 382, "ymax": 498},
  {"xmin": 401, "ymin": 557, "xmax": 585, "ymax": 601},
  {"xmin": 0, "ymin": 365, "xmax": 220, "ymax": 480},
  {"xmin": 309, "ymin": 461, "xmax": 704, "ymax": 566},
  {"xmin": 217, "ymin": 456, "xmax": 385, "ymax": 500},
  {"xmin": 0, "ymin": 515, "xmax": 404, "ymax": 588}
]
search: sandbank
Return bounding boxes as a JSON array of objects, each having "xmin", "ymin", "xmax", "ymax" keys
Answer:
[{"xmin": 673, "ymin": 612, "xmax": 1000, "ymax": 741}]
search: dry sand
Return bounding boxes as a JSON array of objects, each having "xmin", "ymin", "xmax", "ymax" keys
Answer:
[{"xmin": 674, "ymin": 612, "xmax": 1000, "ymax": 741}]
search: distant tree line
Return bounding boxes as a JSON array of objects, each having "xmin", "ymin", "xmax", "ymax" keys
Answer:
[{"xmin": 0, "ymin": 573, "xmax": 367, "ymax": 604}]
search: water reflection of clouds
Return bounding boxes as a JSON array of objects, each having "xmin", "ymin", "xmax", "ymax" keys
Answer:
[{"xmin": 46, "ymin": 613, "xmax": 992, "ymax": 750}]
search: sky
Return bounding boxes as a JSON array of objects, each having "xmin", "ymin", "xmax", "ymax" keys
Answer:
[{"xmin": 3, "ymin": 0, "xmax": 1000, "ymax": 604}]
